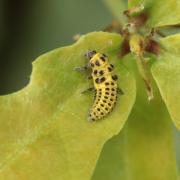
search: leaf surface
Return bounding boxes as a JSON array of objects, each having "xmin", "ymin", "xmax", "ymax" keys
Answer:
[
  {"xmin": 0, "ymin": 32, "xmax": 136, "ymax": 180},
  {"xmin": 152, "ymin": 34, "xmax": 180, "ymax": 129},
  {"xmin": 128, "ymin": 0, "xmax": 180, "ymax": 27}
]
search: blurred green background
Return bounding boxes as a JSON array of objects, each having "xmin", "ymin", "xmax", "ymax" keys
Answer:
[
  {"xmin": 0, "ymin": 0, "xmax": 112, "ymax": 94},
  {"xmin": 0, "ymin": 0, "xmax": 180, "ymax": 173}
]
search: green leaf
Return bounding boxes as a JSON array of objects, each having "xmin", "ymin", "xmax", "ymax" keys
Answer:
[
  {"xmin": 0, "ymin": 32, "xmax": 136, "ymax": 180},
  {"xmin": 103, "ymin": 0, "xmax": 127, "ymax": 24},
  {"xmin": 128, "ymin": 0, "xmax": 180, "ymax": 27},
  {"xmin": 92, "ymin": 54, "xmax": 179, "ymax": 180},
  {"xmin": 92, "ymin": 131, "xmax": 126, "ymax": 180},
  {"xmin": 152, "ymin": 34, "xmax": 180, "ymax": 129}
]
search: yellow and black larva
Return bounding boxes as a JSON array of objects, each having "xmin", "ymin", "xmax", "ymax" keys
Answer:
[{"xmin": 75, "ymin": 50, "xmax": 123, "ymax": 121}]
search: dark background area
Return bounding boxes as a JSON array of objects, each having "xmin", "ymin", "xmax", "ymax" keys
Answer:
[{"xmin": 0, "ymin": 0, "xmax": 112, "ymax": 94}]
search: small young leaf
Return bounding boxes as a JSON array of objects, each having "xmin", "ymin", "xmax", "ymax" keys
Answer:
[
  {"xmin": 152, "ymin": 34, "xmax": 180, "ymax": 129},
  {"xmin": 128, "ymin": 0, "xmax": 180, "ymax": 27},
  {"xmin": 0, "ymin": 32, "xmax": 136, "ymax": 180}
]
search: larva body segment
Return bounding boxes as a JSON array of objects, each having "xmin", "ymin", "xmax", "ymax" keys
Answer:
[{"xmin": 87, "ymin": 51, "xmax": 118, "ymax": 121}]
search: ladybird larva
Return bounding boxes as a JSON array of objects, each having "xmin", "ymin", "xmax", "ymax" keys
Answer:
[
  {"xmin": 75, "ymin": 50, "xmax": 123, "ymax": 121},
  {"xmin": 85, "ymin": 50, "xmax": 119, "ymax": 121}
]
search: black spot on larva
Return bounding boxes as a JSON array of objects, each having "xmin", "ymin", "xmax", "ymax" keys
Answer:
[
  {"xmin": 108, "ymin": 103, "xmax": 111, "ymax": 106},
  {"xmin": 100, "ymin": 77, "xmax": 106, "ymax": 83},
  {"xmin": 97, "ymin": 108, "xmax": 100, "ymax": 111},
  {"xmin": 100, "ymin": 56, "xmax": 106, "ymax": 62},
  {"xmin": 112, "ymin": 75, "xmax": 118, "ymax": 81},
  {"xmin": 112, "ymin": 88, "xmax": 115, "ymax": 91},
  {"xmin": 100, "ymin": 104, "xmax": 104, "ymax": 107},
  {"xmin": 103, "ymin": 100, "xmax": 106, "ymax": 103},
  {"xmin": 95, "ymin": 78, "xmax": 100, "ymax": 83},
  {"xmin": 105, "ymin": 108, "xmax": 108, "ymax": 111},
  {"xmin": 111, "ymin": 82, "xmax": 114, "ymax": 85},
  {"xmin": 91, "ymin": 118, "xmax": 95, "ymax": 121},
  {"xmin": 105, "ymin": 88, "xmax": 110, "ymax": 91},
  {"xmin": 111, "ymin": 93, "xmax": 115, "ymax": 96},
  {"xmin": 105, "ymin": 92, "xmax": 109, "ymax": 95},
  {"xmin": 104, "ymin": 96, "xmax": 108, "ymax": 99},
  {"xmin": 95, "ymin": 60, "xmax": 100, "ymax": 66},
  {"xmin": 99, "ymin": 70, "xmax": 104, "ymax": 75},
  {"xmin": 110, "ymin": 64, "xmax": 114, "ymax": 68},
  {"xmin": 91, "ymin": 63, "xmax": 94, "ymax": 67},
  {"xmin": 101, "ymin": 112, "xmax": 104, "ymax": 115},
  {"xmin": 93, "ymin": 70, "xmax": 98, "ymax": 75},
  {"xmin": 99, "ymin": 88, "xmax": 102, "ymax": 91},
  {"xmin": 105, "ymin": 82, "xmax": 109, "ymax": 86},
  {"xmin": 110, "ymin": 98, "xmax": 113, "ymax": 101},
  {"xmin": 108, "ymin": 67, "xmax": 112, "ymax": 72}
]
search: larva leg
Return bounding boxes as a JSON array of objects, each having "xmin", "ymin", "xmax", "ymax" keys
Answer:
[
  {"xmin": 74, "ymin": 65, "xmax": 89, "ymax": 71},
  {"xmin": 117, "ymin": 87, "xmax": 124, "ymax": 95},
  {"xmin": 81, "ymin": 87, "xmax": 94, "ymax": 94}
]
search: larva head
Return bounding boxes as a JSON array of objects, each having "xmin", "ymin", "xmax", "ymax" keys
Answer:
[
  {"xmin": 85, "ymin": 50, "xmax": 97, "ymax": 60},
  {"xmin": 89, "ymin": 53, "xmax": 108, "ymax": 70}
]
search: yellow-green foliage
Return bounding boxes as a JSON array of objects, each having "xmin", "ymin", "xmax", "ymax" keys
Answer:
[
  {"xmin": 1, "ymin": 0, "xmax": 180, "ymax": 179},
  {"xmin": 0, "ymin": 32, "xmax": 136, "ymax": 180}
]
